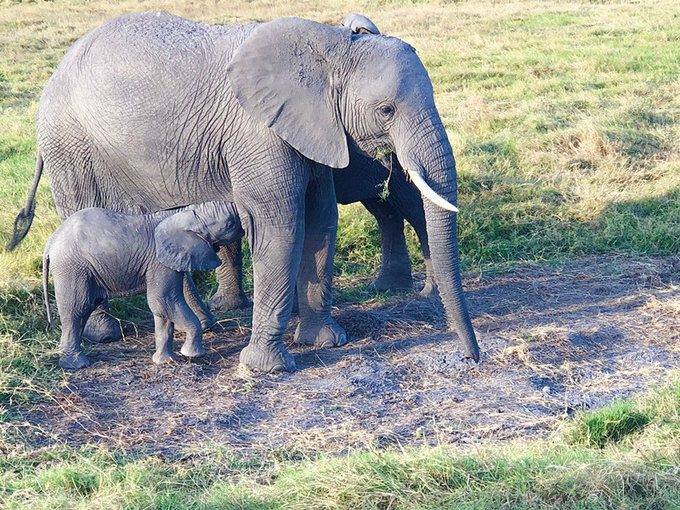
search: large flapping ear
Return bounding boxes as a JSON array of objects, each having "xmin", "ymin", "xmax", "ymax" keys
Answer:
[
  {"xmin": 340, "ymin": 14, "xmax": 380, "ymax": 35},
  {"xmin": 227, "ymin": 17, "xmax": 350, "ymax": 169},
  {"xmin": 155, "ymin": 210, "xmax": 222, "ymax": 272}
]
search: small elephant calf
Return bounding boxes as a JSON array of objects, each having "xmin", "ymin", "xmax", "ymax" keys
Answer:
[{"xmin": 43, "ymin": 201, "xmax": 243, "ymax": 369}]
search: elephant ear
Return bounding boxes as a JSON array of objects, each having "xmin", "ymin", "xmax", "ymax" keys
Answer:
[
  {"xmin": 155, "ymin": 210, "xmax": 222, "ymax": 272},
  {"xmin": 227, "ymin": 17, "xmax": 350, "ymax": 169},
  {"xmin": 340, "ymin": 14, "xmax": 380, "ymax": 35}
]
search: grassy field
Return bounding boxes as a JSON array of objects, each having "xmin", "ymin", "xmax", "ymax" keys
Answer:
[{"xmin": 2, "ymin": 0, "xmax": 680, "ymax": 507}]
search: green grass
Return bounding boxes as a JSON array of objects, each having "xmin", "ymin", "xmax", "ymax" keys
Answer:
[
  {"xmin": 2, "ymin": 380, "xmax": 680, "ymax": 508},
  {"xmin": 3, "ymin": 0, "xmax": 680, "ymax": 507}
]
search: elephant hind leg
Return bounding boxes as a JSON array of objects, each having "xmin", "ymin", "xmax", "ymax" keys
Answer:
[
  {"xmin": 208, "ymin": 242, "xmax": 251, "ymax": 312},
  {"xmin": 295, "ymin": 168, "xmax": 347, "ymax": 349},
  {"xmin": 58, "ymin": 318, "xmax": 91, "ymax": 370},
  {"xmin": 81, "ymin": 303, "xmax": 122, "ymax": 343},
  {"xmin": 361, "ymin": 198, "xmax": 413, "ymax": 291},
  {"xmin": 53, "ymin": 273, "xmax": 94, "ymax": 370}
]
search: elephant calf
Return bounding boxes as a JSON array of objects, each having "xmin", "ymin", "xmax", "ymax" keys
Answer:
[{"xmin": 43, "ymin": 201, "xmax": 243, "ymax": 369}]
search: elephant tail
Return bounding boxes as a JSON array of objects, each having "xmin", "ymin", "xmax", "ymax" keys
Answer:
[
  {"xmin": 43, "ymin": 249, "xmax": 52, "ymax": 329},
  {"xmin": 7, "ymin": 152, "xmax": 44, "ymax": 251}
]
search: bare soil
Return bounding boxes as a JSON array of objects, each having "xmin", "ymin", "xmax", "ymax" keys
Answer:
[{"xmin": 10, "ymin": 255, "xmax": 680, "ymax": 455}]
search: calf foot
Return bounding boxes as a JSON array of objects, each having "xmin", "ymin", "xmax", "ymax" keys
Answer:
[
  {"xmin": 239, "ymin": 343, "xmax": 296, "ymax": 373},
  {"xmin": 152, "ymin": 350, "xmax": 180, "ymax": 364},
  {"xmin": 295, "ymin": 319, "xmax": 347, "ymax": 348},
  {"xmin": 180, "ymin": 341, "xmax": 206, "ymax": 358},
  {"xmin": 208, "ymin": 290, "xmax": 251, "ymax": 312},
  {"xmin": 82, "ymin": 311, "xmax": 122, "ymax": 343},
  {"xmin": 59, "ymin": 352, "xmax": 90, "ymax": 370}
]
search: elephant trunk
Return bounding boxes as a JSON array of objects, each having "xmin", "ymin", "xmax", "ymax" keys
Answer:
[{"xmin": 396, "ymin": 112, "xmax": 480, "ymax": 361}]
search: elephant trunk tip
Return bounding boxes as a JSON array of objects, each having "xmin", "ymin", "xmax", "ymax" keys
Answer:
[{"xmin": 465, "ymin": 345, "xmax": 480, "ymax": 363}]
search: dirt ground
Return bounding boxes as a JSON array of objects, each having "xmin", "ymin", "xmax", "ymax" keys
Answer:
[{"xmin": 9, "ymin": 255, "xmax": 680, "ymax": 455}]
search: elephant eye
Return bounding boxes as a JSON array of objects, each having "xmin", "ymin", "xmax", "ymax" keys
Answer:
[{"xmin": 378, "ymin": 104, "xmax": 395, "ymax": 119}]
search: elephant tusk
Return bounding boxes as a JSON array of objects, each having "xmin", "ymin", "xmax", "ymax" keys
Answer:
[{"xmin": 407, "ymin": 170, "xmax": 459, "ymax": 213}]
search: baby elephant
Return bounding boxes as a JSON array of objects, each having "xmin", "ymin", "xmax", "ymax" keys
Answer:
[{"xmin": 43, "ymin": 201, "xmax": 243, "ymax": 369}]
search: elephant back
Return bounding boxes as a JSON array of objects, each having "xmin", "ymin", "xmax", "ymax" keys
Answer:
[{"xmin": 37, "ymin": 12, "xmax": 251, "ymax": 217}]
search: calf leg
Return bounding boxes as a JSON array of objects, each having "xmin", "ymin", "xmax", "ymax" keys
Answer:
[
  {"xmin": 148, "ymin": 271, "xmax": 205, "ymax": 360},
  {"xmin": 174, "ymin": 303, "xmax": 205, "ymax": 358},
  {"xmin": 183, "ymin": 272, "xmax": 215, "ymax": 330},
  {"xmin": 53, "ymin": 273, "xmax": 94, "ymax": 370},
  {"xmin": 151, "ymin": 315, "xmax": 179, "ymax": 364}
]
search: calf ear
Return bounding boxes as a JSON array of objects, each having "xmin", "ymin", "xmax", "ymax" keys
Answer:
[{"xmin": 155, "ymin": 210, "xmax": 222, "ymax": 272}]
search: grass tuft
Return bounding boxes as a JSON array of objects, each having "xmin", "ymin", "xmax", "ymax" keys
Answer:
[{"xmin": 567, "ymin": 400, "xmax": 651, "ymax": 448}]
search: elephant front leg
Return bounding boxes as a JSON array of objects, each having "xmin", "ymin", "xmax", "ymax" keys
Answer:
[
  {"xmin": 151, "ymin": 315, "xmax": 179, "ymax": 364},
  {"xmin": 239, "ymin": 223, "xmax": 301, "ymax": 373},
  {"xmin": 295, "ymin": 170, "xmax": 347, "ymax": 348},
  {"xmin": 362, "ymin": 198, "xmax": 413, "ymax": 292},
  {"xmin": 208, "ymin": 242, "xmax": 251, "ymax": 311},
  {"xmin": 183, "ymin": 272, "xmax": 216, "ymax": 330}
]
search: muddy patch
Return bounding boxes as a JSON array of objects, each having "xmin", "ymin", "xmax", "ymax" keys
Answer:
[{"xmin": 6, "ymin": 255, "xmax": 680, "ymax": 455}]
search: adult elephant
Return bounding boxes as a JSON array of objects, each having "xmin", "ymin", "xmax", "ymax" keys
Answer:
[
  {"xmin": 9, "ymin": 12, "xmax": 479, "ymax": 371},
  {"xmin": 208, "ymin": 15, "xmax": 438, "ymax": 310},
  {"xmin": 209, "ymin": 151, "xmax": 438, "ymax": 313}
]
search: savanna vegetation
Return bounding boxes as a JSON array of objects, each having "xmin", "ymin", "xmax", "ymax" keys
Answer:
[{"xmin": 1, "ymin": 0, "xmax": 680, "ymax": 508}]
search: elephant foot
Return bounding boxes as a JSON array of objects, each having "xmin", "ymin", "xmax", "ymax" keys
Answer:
[
  {"xmin": 239, "ymin": 343, "xmax": 296, "ymax": 373},
  {"xmin": 82, "ymin": 311, "xmax": 122, "ymax": 343},
  {"xmin": 200, "ymin": 315, "xmax": 216, "ymax": 332},
  {"xmin": 152, "ymin": 350, "xmax": 180, "ymax": 364},
  {"xmin": 294, "ymin": 319, "xmax": 347, "ymax": 348},
  {"xmin": 180, "ymin": 341, "xmax": 206, "ymax": 358},
  {"xmin": 208, "ymin": 291, "xmax": 251, "ymax": 312},
  {"xmin": 59, "ymin": 352, "xmax": 90, "ymax": 370},
  {"xmin": 371, "ymin": 273, "xmax": 413, "ymax": 292},
  {"xmin": 419, "ymin": 280, "xmax": 439, "ymax": 300}
]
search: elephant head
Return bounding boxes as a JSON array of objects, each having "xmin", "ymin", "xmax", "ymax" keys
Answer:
[
  {"xmin": 155, "ymin": 201, "xmax": 243, "ymax": 272},
  {"xmin": 227, "ymin": 18, "xmax": 479, "ymax": 361}
]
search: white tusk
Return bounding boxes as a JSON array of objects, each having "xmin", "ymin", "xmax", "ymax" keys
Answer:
[{"xmin": 407, "ymin": 170, "xmax": 459, "ymax": 213}]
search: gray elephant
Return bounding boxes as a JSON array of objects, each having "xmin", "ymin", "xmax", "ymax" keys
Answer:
[
  {"xmin": 206, "ymin": 16, "xmax": 437, "ymax": 311},
  {"xmin": 11, "ymin": 12, "xmax": 479, "ymax": 372},
  {"xmin": 43, "ymin": 201, "xmax": 243, "ymax": 369}
]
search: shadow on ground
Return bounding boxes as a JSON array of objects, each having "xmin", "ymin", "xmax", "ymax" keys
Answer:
[{"xmin": 7, "ymin": 255, "xmax": 680, "ymax": 455}]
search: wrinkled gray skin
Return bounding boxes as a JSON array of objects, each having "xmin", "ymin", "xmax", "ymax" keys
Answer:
[
  {"xmin": 209, "ymin": 15, "xmax": 435, "ymax": 310},
  {"xmin": 211, "ymin": 152, "xmax": 437, "ymax": 312},
  {"xmin": 11, "ymin": 12, "xmax": 479, "ymax": 371},
  {"xmin": 43, "ymin": 201, "xmax": 243, "ymax": 370}
]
